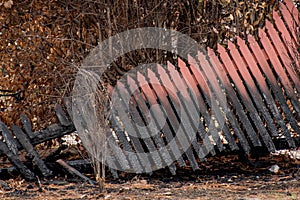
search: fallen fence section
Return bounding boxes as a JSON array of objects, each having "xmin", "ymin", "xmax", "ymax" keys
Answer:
[
  {"xmin": 0, "ymin": 103, "xmax": 75, "ymax": 181},
  {"xmin": 0, "ymin": 0, "xmax": 299, "ymax": 180},
  {"xmin": 105, "ymin": 0, "xmax": 300, "ymax": 175}
]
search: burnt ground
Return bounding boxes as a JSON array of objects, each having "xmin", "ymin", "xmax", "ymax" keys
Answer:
[{"xmin": 1, "ymin": 153, "xmax": 300, "ymax": 200}]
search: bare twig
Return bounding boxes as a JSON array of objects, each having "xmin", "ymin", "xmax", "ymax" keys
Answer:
[{"xmin": 56, "ymin": 159, "xmax": 96, "ymax": 185}]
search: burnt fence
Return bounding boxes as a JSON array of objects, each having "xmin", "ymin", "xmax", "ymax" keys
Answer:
[
  {"xmin": 106, "ymin": 0, "xmax": 300, "ymax": 173},
  {"xmin": 0, "ymin": 0, "xmax": 299, "ymax": 180}
]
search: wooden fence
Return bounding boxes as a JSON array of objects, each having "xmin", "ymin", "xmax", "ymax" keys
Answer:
[
  {"xmin": 0, "ymin": 0, "xmax": 299, "ymax": 179},
  {"xmin": 108, "ymin": 0, "xmax": 300, "ymax": 173}
]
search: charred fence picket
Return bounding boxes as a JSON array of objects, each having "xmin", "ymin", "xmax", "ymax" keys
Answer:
[
  {"xmin": 0, "ymin": 0, "xmax": 299, "ymax": 180},
  {"xmin": 0, "ymin": 104, "xmax": 76, "ymax": 180}
]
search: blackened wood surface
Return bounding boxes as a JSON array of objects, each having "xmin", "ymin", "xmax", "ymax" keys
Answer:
[
  {"xmin": 12, "ymin": 125, "xmax": 52, "ymax": 177},
  {"xmin": 0, "ymin": 140, "xmax": 36, "ymax": 181},
  {"xmin": 0, "ymin": 121, "xmax": 18, "ymax": 155}
]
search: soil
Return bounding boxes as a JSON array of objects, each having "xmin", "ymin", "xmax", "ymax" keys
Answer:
[{"xmin": 1, "ymin": 153, "xmax": 300, "ymax": 200}]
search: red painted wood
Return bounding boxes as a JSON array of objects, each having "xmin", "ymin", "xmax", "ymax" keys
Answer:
[
  {"xmin": 178, "ymin": 57, "xmax": 225, "ymax": 152},
  {"xmin": 156, "ymin": 65, "xmax": 201, "ymax": 170},
  {"xmin": 207, "ymin": 48, "xmax": 252, "ymax": 152},
  {"xmin": 247, "ymin": 35, "xmax": 277, "ymax": 87},
  {"xmin": 127, "ymin": 76, "xmax": 149, "ymax": 125},
  {"xmin": 259, "ymin": 29, "xmax": 300, "ymax": 115},
  {"xmin": 147, "ymin": 68, "xmax": 180, "ymax": 115},
  {"xmin": 177, "ymin": 58, "xmax": 202, "ymax": 104},
  {"xmin": 248, "ymin": 34, "xmax": 300, "ymax": 128},
  {"xmin": 237, "ymin": 38, "xmax": 269, "ymax": 100},
  {"xmin": 273, "ymin": 10, "xmax": 296, "ymax": 45},
  {"xmin": 266, "ymin": 20, "xmax": 300, "ymax": 92},
  {"xmin": 147, "ymin": 68, "xmax": 183, "ymax": 140},
  {"xmin": 258, "ymin": 28, "xmax": 295, "ymax": 97},
  {"xmin": 164, "ymin": 62, "xmax": 214, "ymax": 155},
  {"xmin": 219, "ymin": 43, "xmax": 275, "ymax": 151},
  {"xmin": 104, "ymin": 3, "xmax": 300, "ymax": 170},
  {"xmin": 115, "ymin": 81, "xmax": 153, "ymax": 171},
  {"xmin": 156, "ymin": 64, "xmax": 183, "ymax": 108},
  {"xmin": 167, "ymin": 62, "xmax": 193, "ymax": 100},
  {"xmin": 146, "ymin": 69, "xmax": 179, "ymax": 125},
  {"xmin": 136, "ymin": 72, "xmax": 157, "ymax": 105},
  {"xmin": 194, "ymin": 53, "xmax": 238, "ymax": 150},
  {"xmin": 197, "ymin": 51, "xmax": 227, "ymax": 110},
  {"xmin": 136, "ymin": 72, "xmax": 179, "ymax": 170},
  {"xmin": 165, "ymin": 62, "xmax": 214, "ymax": 162},
  {"xmin": 146, "ymin": 69, "xmax": 186, "ymax": 167},
  {"xmin": 237, "ymin": 37, "xmax": 293, "ymax": 136},
  {"xmin": 177, "ymin": 57, "xmax": 209, "ymax": 120},
  {"xmin": 196, "ymin": 51, "xmax": 237, "ymax": 146},
  {"xmin": 283, "ymin": 0, "xmax": 299, "ymax": 26},
  {"xmin": 229, "ymin": 40, "xmax": 278, "ymax": 137},
  {"xmin": 218, "ymin": 44, "xmax": 249, "ymax": 100},
  {"xmin": 187, "ymin": 55, "xmax": 211, "ymax": 99},
  {"xmin": 147, "ymin": 69, "xmax": 177, "ymax": 125},
  {"xmin": 280, "ymin": 1, "xmax": 298, "ymax": 41},
  {"xmin": 135, "ymin": 74, "xmax": 165, "ymax": 130},
  {"xmin": 273, "ymin": 10, "xmax": 299, "ymax": 70},
  {"xmin": 240, "ymin": 37, "xmax": 295, "ymax": 146},
  {"xmin": 112, "ymin": 81, "xmax": 141, "ymax": 126},
  {"xmin": 212, "ymin": 46, "xmax": 262, "ymax": 144},
  {"xmin": 127, "ymin": 75, "xmax": 165, "ymax": 168}
]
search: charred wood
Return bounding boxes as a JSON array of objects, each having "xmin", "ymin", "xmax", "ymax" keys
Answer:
[{"xmin": 12, "ymin": 125, "xmax": 53, "ymax": 178}]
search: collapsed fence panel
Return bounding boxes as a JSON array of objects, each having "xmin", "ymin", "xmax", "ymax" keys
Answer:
[
  {"xmin": 107, "ymin": 0, "xmax": 299, "ymax": 174},
  {"xmin": 0, "ymin": 0, "xmax": 299, "ymax": 179}
]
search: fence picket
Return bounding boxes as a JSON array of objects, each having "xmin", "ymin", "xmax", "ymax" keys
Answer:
[
  {"xmin": 228, "ymin": 41, "xmax": 278, "ymax": 138},
  {"xmin": 272, "ymin": 10, "xmax": 300, "ymax": 75},
  {"xmin": 157, "ymin": 64, "xmax": 200, "ymax": 170},
  {"xmin": 218, "ymin": 44, "xmax": 275, "ymax": 152},
  {"xmin": 136, "ymin": 72, "xmax": 177, "ymax": 174},
  {"xmin": 207, "ymin": 48, "xmax": 253, "ymax": 152},
  {"xmin": 147, "ymin": 69, "xmax": 186, "ymax": 167},
  {"xmin": 248, "ymin": 35, "xmax": 300, "ymax": 143},
  {"xmin": 259, "ymin": 29, "xmax": 300, "ymax": 114},
  {"xmin": 283, "ymin": 0, "xmax": 299, "ymax": 26},
  {"xmin": 237, "ymin": 37, "xmax": 295, "ymax": 147},
  {"xmin": 280, "ymin": 1, "xmax": 299, "ymax": 41},
  {"xmin": 113, "ymin": 81, "xmax": 154, "ymax": 173},
  {"xmin": 265, "ymin": 20, "xmax": 300, "ymax": 92}
]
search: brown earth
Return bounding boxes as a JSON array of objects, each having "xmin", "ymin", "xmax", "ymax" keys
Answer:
[{"xmin": 1, "ymin": 153, "xmax": 300, "ymax": 200}]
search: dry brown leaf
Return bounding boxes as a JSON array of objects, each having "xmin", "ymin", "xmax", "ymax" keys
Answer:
[{"xmin": 3, "ymin": 0, "xmax": 13, "ymax": 8}]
